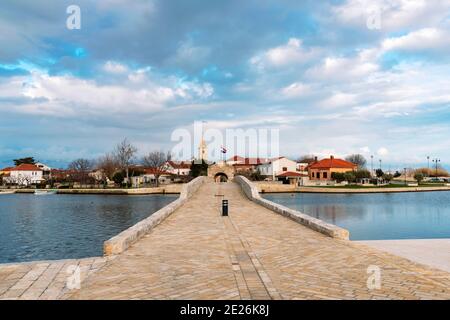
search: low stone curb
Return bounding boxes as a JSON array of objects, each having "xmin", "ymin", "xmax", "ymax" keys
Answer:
[
  {"xmin": 235, "ymin": 176, "xmax": 349, "ymax": 240},
  {"xmin": 103, "ymin": 177, "xmax": 206, "ymax": 255}
]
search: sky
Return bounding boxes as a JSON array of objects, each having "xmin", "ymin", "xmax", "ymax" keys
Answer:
[{"xmin": 0, "ymin": 0, "xmax": 450, "ymax": 170}]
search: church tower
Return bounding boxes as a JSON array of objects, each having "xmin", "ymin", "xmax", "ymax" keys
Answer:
[{"xmin": 198, "ymin": 136, "xmax": 208, "ymax": 161}]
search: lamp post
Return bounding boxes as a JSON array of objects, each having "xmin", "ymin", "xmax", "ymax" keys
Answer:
[
  {"xmin": 404, "ymin": 167, "xmax": 407, "ymax": 186},
  {"xmin": 427, "ymin": 156, "xmax": 430, "ymax": 176},
  {"xmin": 371, "ymin": 155, "xmax": 374, "ymax": 177},
  {"xmin": 379, "ymin": 159, "xmax": 382, "ymax": 171},
  {"xmin": 432, "ymin": 158, "xmax": 440, "ymax": 178}
]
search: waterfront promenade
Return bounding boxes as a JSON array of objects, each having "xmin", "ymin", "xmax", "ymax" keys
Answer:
[{"xmin": 2, "ymin": 180, "xmax": 450, "ymax": 299}]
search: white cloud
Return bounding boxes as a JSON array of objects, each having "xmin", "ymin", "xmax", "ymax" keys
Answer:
[
  {"xmin": 382, "ymin": 28, "xmax": 450, "ymax": 53},
  {"xmin": 377, "ymin": 147, "xmax": 389, "ymax": 156},
  {"xmin": 0, "ymin": 69, "xmax": 214, "ymax": 117},
  {"xmin": 333, "ymin": 0, "xmax": 450, "ymax": 31},
  {"xmin": 306, "ymin": 50, "xmax": 379, "ymax": 81},
  {"xmin": 250, "ymin": 38, "xmax": 318, "ymax": 70},
  {"xmin": 360, "ymin": 146, "xmax": 371, "ymax": 153},
  {"xmin": 319, "ymin": 92, "xmax": 358, "ymax": 109},
  {"xmin": 280, "ymin": 82, "xmax": 311, "ymax": 98},
  {"xmin": 103, "ymin": 61, "xmax": 129, "ymax": 74}
]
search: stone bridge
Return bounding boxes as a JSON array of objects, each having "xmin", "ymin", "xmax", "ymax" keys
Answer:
[{"xmin": 1, "ymin": 179, "xmax": 450, "ymax": 300}]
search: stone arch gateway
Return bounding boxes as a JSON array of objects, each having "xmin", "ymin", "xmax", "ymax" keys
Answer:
[{"xmin": 207, "ymin": 163, "xmax": 235, "ymax": 182}]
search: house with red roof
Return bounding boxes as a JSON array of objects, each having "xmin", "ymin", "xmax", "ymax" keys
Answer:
[
  {"xmin": 164, "ymin": 160, "xmax": 192, "ymax": 176},
  {"xmin": 227, "ymin": 156, "xmax": 270, "ymax": 173},
  {"xmin": 276, "ymin": 171, "xmax": 308, "ymax": 185},
  {"xmin": 257, "ymin": 156, "xmax": 297, "ymax": 180},
  {"xmin": 308, "ymin": 156, "xmax": 357, "ymax": 181},
  {"xmin": 8, "ymin": 164, "xmax": 45, "ymax": 186}
]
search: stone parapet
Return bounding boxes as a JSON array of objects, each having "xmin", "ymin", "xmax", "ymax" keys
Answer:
[
  {"xmin": 235, "ymin": 176, "xmax": 349, "ymax": 240},
  {"xmin": 103, "ymin": 177, "xmax": 206, "ymax": 255}
]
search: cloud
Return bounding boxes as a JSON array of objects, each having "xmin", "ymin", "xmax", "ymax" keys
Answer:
[
  {"xmin": 306, "ymin": 49, "xmax": 379, "ymax": 81},
  {"xmin": 332, "ymin": 0, "xmax": 450, "ymax": 31},
  {"xmin": 377, "ymin": 147, "xmax": 389, "ymax": 156},
  {"xmin": 382, "ymin": 28, "xmax": 450, "ymax": 53},
  {"xmin": 319, "ymin": 92, "xmax": 358, "ymax": 109},
  {"xmin": 0, "ymin": 68, "xmax": 214, "ymax": 117},
  {"xmin": 250, "ymin": 38, "xmax": 318, "ymax": 70},
  {"xmin": 103, "ymin": 61, "xmax": 129, "ymax": 74},
  {"xmin": 280, "ymin": 82, "xmax": 311, "ymax": 98}
]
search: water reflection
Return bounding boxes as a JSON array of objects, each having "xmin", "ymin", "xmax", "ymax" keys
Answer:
[
  {"xmin": 0, "ymin": 194, "xmax": 177, "ymax": 263},
  {"xmin": 263, "ymin": 192, "xmax": 450, "ymax": 240}
]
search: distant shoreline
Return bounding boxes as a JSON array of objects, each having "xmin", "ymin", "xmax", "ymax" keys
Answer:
[
  {"xmin": 1, "ymin": 185, "xmax": 182, "ymax": 195},
  {"xmin": 257, "ymin": 185, "xmax": 450, "ymax": 194}
]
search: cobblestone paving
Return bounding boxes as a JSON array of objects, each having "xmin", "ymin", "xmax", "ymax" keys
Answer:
[
  {"xmin": 0, "ymin": 257, "xmax": 114, "ymax": 300},
  {"xmin": 67, "ymin": 181, "xmax": 450, "ymax": 300},
  {"xmin": 3, "ymin": 181, "xmax": 449, "ymax": 300}
]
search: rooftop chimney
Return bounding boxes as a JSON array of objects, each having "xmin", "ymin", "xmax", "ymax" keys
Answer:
[
  {"xmin": 314, "ymin": 156, "xmax": 318, "ymax": 162},
  {"xmin": 330, "ymin": 155, "xmax": 334, "ymax": 160}
]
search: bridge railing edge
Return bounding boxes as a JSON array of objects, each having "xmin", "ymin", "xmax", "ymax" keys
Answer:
[
  {"xmin": 103, "ymin": 176, "xmax": 207, "ymax": 256},
  {"xmin": 234, "ymin": 175, "xmax": 350, "ymax": 241}
]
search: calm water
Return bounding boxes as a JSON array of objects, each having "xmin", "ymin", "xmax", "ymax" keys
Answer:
[
  {"xmin": 263, "ymin": 191, "xmax": 450, "ymax": 240},
  {"xmin": 0, "ymin": 194, "xmax": 177, "ymax": 263}
]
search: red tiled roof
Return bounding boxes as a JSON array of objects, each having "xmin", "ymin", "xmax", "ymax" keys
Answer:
[
  {"xmin": 143, "ymin": 167, "xmax": 172, "ymax": 175},
  {"xmin": 167, "ymin": 161, "xmax": 191, "ymax": 169},
  {"xmin": 1, "ymin": 167, "xmax": 13, "ymax": 172},
  {"xmin": 276, "ymin": 171, "xmax": 308, "ymax": 177},
  {"xmin": 11, "ymin": 164, "xmax": 43, "ymax": 171},
  {"xmin": 309, "ymin": 157, "xmax": 357, "ymax": 170},
  {"xmin": 228, "ymin": 156, "xmax": 269, "ymax": 165}
]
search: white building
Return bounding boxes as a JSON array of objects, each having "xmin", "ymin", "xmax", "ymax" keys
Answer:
[
  {"xmin": 35, "ymin": 162, "xmax": 51, "ymax": 172},
  {"xmin": 164, "ymin": 161, "xmax": 191, "ymax": 176},
  {"xmin": 9, "ymin": 164, "xmax": 44, "ymax": 186},
  {"xmin": 130, "ymin": 168, "xmax": 174, "ymax": 187},
  {"xmin": 257, "ymin": 157, "xmax": 297, "ymax": 180}
]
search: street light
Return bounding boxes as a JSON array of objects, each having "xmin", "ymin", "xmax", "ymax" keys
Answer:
[
  {"xmin": 432, "ymin": 158, "xmax": 441, "ymax": 178},
  {"xmin": 371, "ymin": 155, "xmax": 374, "ymax": 177},
  {"xmin": 427, "ymin": 156, "xmax": 430, "ymax": 176},
  {"xmin": 404, "ymin": 167, "xmax": 407, "ymax": 186}
]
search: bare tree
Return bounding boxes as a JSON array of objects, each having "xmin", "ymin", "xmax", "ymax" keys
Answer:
[
  {"xmin": 68, "ymin": 158, "xmax": 93, "ymax": 172},
  {"xmin": 297, "ymin": 155, "xmax": 317, "ymax": 164},
  {"xmin": 345, "ymin": 154, "xmax": 367, "ymax": 169},
  {"xmin": 113, "ymin": 138, "xmax": 138, "ymax": 186},
  {"xmin": 142, "ymin": 151, "xmax": 169, "ymax": 187},
  {"xmin": 68, "ymin": 158, "xmax": 93, "ymax": 185},
  {"xmin": 96, "ymin": 153, "xmax": 118, "ymax": 181}
]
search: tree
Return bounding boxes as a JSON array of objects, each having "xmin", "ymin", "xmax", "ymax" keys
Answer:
[
  {"xmin": 297, "ymin": 155, "xmax": 317, "ymax": 164},
  {"xmin": 96, "ymin": 153, "xmax": 118, "ymax": 181},
  {"xmin": 383, "ymin": 173, "xmax": 394, "ymax": 183},
  {"xmin": 113, "ymin": 138, "xmax": 138, "ymax": 187},
  {"xmin": 415, "ymin": 167, "xmax": 449, "ymax": 178},
  {"xmin": 393, "ymin": 171, "xmax": 402, "ymax": 178},
  {"xmin": 414, "ymin": 172, "xmax": 424, "ymax": 184},
  {"xmin": 345, "ymin": 154, "xmax": 367, "ymax": 169},
  {"xmin": 68, "ymin": 158, "xmax": 93, "ymax": 185},
  {"xmin": 344, "ymin": 171, "xmax": 356, "ymax": 183},
  {"xmin": 142, "ymin": 151, "xmax": 169, "ymax": 187},
  {"xmin": 112, "ymin": 171, "xmax": 125, "ymax": 185},
  {"xmin": 375, "ymin": 169, "xmax": 384, "ymax": 178},
  {"xmin": 13, "ymin": 157, "xmax": 36, "ymax": 166},
  {"xmin": 331, "ymin": 172, "xmax": 346, "ymax": 183},
  {"xmin": 355, "ymin": 169, "xmax": 371, "ymax": 180},
  {"xmin": 191, "ymin": 159, "xmax": 208, "ymax": 177}
]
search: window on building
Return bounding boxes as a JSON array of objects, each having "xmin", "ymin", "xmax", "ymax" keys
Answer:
[
  {"xmin": 323, "ymin": 172, "xmax": 328, "ymax": 179},
  {"xmin": 283, "ymin": 167, "xmax": 287, "ymax": 171},
  {"xmin": 317, "ymin": 172, "xmax": 321, "ymax": 179}
]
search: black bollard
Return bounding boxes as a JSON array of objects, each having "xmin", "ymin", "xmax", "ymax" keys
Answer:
[{"xmin": 222, "ymin": 199, "xmax": 228, "ymax": 216}]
